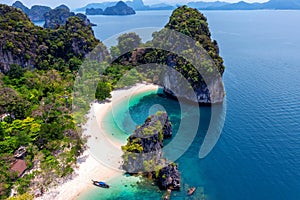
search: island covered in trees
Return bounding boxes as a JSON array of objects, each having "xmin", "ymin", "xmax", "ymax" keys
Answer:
[{"xmin": 86, "ymin": 1, "xmax": 136, "ymax": 16}]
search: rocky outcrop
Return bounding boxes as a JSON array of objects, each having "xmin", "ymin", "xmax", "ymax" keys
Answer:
[
  {"xmin": 158, "ymin": 164, "xmax": 180, "ymax": 190},
  {"xmin": 122, "ymin": 112, "xmax": 180, "ymax": 190},
  {"xmin": 111, "ymin": 6, "xmax": 225, "ymax": 104},
  {"xmin": 103, "ymin": 1, "xmax": 136, "ymax": 15},
  {"xmin": 12, "ymin": 1, "xmax": 94, "ymax": 25},
  {"xmin": 122, "ymin": 112, "xmax": 171, "ymax": 172},
  {"xmin": 161, "ymin": 6, "xmax": 225, "ymax": 104},
  {"xmin": 44, "ymin": 5, "xmax": 95, "ymax": 29},
  {"xmin": 86, "ymin": 8, "xmax": 104, "ymax": 15},
  {"xmin": 12, "ymin": 1, "xmax": 51, "ymax": 22}
]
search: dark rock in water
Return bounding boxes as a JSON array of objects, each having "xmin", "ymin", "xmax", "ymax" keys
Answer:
[
  {"xmin": 122, "ymin": 111, "xmax": 171, "ymax": 173},
  {"xmin": 122, "ymin": 111, "xmax": 180, "ymax": 190},
  {"xmin": 158, "ymin": 163, "xmax": 181, "ymax": 190},
  {"xmin": 76, "ymin": 0, "xmax": 150, "ymax": 12},
  {"xmin": 132, "ymin": 111, "xmax": 172, "ymax": 147},
  {"xmin": 44, "ymin": 5, "xmax": 95, "ymax": 29},
  {"xmin": 86, "ymin": 8, "xmax": 104, "ymax": 15},
  {"xmin": 103, "ymin": 1, "xmax": 136, "ymax": 15}
]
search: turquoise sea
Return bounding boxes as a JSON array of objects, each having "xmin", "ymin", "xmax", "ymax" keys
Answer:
[{"xmin": 75, "ymin": 10, "xmax": 300, "ymax": 200}]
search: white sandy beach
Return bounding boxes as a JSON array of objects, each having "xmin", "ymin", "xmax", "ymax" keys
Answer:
[{"xmin": 37, "ymin": 83, "xmax": 159, "ymax": 200}]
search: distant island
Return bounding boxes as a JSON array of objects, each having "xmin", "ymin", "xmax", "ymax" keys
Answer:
[
  {"xmin": 86, "ymin": 8, "xmax": 104, "ymax": 15},
  {"xmin": 44, "ymin": 4, "xmax": 95, "ymax": 28},
  {"xmin": 86, "ymin": 1, "xmax": 136, "ymax": 16},
  {"xmin": 12, "ymin": 1, "xmax": 95, "ymax": 27},
  {"xmin": 188, "ymin": 0, "xmax": 300, "ymax": 10},
  {"xmin": 78, "ymin": 0, "xmax": 300, "ymax": 11},
  {"xmin": 77, "ymin": 0, "xmax": 175, "ymax": 12},
  {"xmin": 12, "ymin": 1, "xmax": 50, "ymax": 21}
]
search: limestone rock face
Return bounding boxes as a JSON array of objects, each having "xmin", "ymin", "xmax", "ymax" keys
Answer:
[
  {"xmin": 122, "ymin": 112, "xmax": 171, "ymax": 172},
  {"xmin": 158, "ymin": 164, "xmax": 181, "ymax": 190},
  {"xmin": 163, "ymin": 66, "xmax": 225, "ymax": 104},
  {"xmin": 122, "ymin": 112, "xmax": 180, "ymax": 190}
]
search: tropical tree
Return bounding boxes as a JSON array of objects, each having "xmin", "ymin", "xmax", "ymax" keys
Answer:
[{"xmin": 95, "ymin": 81, "xmax": 112, "ymax": 101}]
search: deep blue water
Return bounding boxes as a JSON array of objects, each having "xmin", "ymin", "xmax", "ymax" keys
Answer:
[{"xmin": 78, "ymin": 10, "xmax": 300, "ymax": 200}]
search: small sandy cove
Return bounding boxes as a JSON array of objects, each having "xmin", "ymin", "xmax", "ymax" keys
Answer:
[{"xmin": 37, "ymin": 83, "xmax": 159, "ymax": 200}]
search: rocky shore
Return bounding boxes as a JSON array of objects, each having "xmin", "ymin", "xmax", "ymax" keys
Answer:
[{"xmin": 122, "ymin": 111, "xmax": 181, "ymax": 191}]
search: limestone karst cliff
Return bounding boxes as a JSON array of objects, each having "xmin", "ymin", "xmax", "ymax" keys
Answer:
[
  {"xmin": 122, "ymin": 112, "xmax": 180, "ymax": 190},
  {"xmin": 111, "ymin": 6, "xmax": 225, "ymax": 104}
]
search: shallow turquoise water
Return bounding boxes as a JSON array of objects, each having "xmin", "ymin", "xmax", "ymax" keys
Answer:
[
  {"xmin": 77, "ymin": 10, "xmax": 300, "ymax": 200},
  {"xmin": 79, "ymin": 88, "xmax": 214, "ymax": 200}
]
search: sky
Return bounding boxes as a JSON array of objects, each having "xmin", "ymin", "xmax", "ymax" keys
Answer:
[{"xmin": 2, "ymin": 0, "xmax": 269, "ymax": 10}]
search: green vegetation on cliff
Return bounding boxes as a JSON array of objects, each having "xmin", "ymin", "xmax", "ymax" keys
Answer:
[
  {"xmin": 109, "ymin": 6, "xmax": 225, "ymax": 103},
  {"xmin": 164, "ymin": 5, "xmax": 224, "ymax": 75},
  {"xmin": 0, "ymin": 4, "xmax": 100, "ymax": 72},
  {"xmin": 121, "ymin": 112, "xmax": 180, "ymax": 190}
]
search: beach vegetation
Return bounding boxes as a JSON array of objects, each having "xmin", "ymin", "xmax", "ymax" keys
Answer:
[{"xmin": 95, "ymin": 81, "xmax": 112, "ymax": 101}]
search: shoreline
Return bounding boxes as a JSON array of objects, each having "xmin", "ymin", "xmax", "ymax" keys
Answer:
[{"xmin": 37, "ymin": 83, "xmax": 159, "ymax": 200}]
